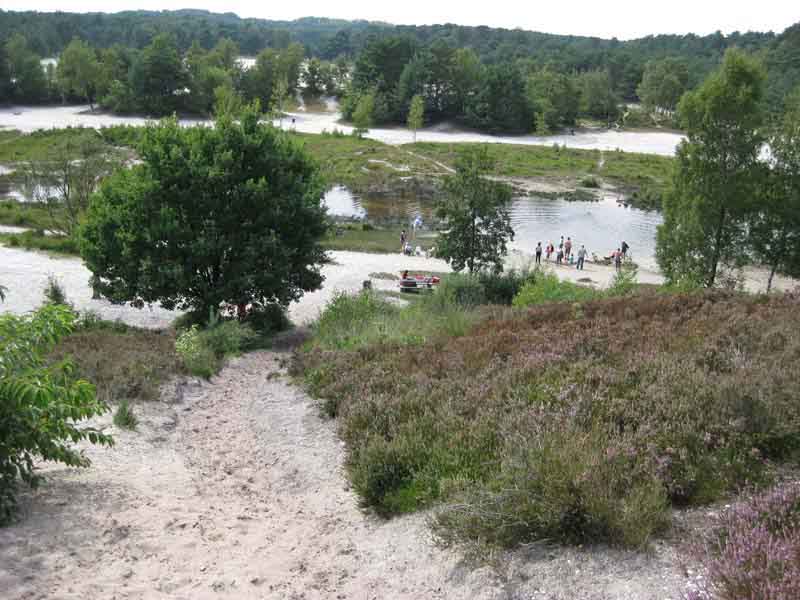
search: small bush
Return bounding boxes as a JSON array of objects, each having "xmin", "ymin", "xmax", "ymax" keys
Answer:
[
  {"xmin": 311, "ymin": 291, "xmax": 397, "ymax": 350},
  {"xmin": 113, "ymin": 400, "xmax": 138, "ymax": 430},
  {"xmin": 688, "ymin": 484, "xmax": 800, "ymax": 600},
  {"xmin": 43, "ymin": 275, "xmax": 68, "ymax": 305},
  {"xmin": 477, "ymin": 268, "xmax": 533, "ymax": 305},
  {"xmin": 430, "ymin": 274, "xmax": 486, "ymax": 309},
  {"xmin": 175, "ymin": 325, "xmax": 219, "ymax": 378},
  {"xmin": 201, "ymin": 320, "xmax": 256, "ymax": 356},
  {"xmin": 512, "ymin": 269, "xmax": 597, "ymax": 307},
  {"xmin": 606, "ymin": 265, "xmax": 638, "ymax": 297},
  {"xmin": 580, "ymin": 176, "xmax": 600, "ymax": 188},
  {"xmin": 244, "ymin": 303, "xmax": 292, "ymax": 338}
]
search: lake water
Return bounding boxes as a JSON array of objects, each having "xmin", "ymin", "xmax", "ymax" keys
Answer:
[
  {"xmin": 323, "ymin": 186, "xmax": 663, "ymax": 271},
  {"xmin": 0, "ymin": 105, "xmax": 684, "ymax": 156}
]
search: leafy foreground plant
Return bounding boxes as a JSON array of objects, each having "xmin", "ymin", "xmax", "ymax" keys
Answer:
[
  {"xmin": 299, "ymin": 290, "xmax": 800, "ymax": 549},
  {"xmin": 687, "ymin": 484, "xmax": 800, "ymax": 600},
  {"xmin": 0, "ymin": 305, "xmax": 113, "ymax": 524}
]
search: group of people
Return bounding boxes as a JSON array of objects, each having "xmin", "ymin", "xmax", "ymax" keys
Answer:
[
  {"xmin": 535, "ymin": 236, "xmax": 588, "ymax": 270},
  {"xmin": 400, "ymin": 216, "xmax": 425, "ymax": 255},
  {"xmin": 534, "ymin": 237, "xmax": 630, "ymax": 271}
]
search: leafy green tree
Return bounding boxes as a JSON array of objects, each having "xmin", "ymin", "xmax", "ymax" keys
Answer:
[
  {"xmin": 352, "ymin": 91, "xmax": 375, "ymax": 137},
  {"xmin": 57, "ymin": 38, "xmax": 100, "ymax": 110},
  {"xmin": 749, "ymin": 89, "xmax": 800, "ymax": 291},
  {"xmin": 129, "ymin": 33, "xmax": 185, "ymax": 115},
  {"xmin": 278, "ymin": 42, "xmax": 305, "ymax": 93},
  {"xmin": 212, "ymin": 83, "xmax": 243, "ymax": 118},
  {"xmin": 5, "ymin": 34, "xmax": 48, "ymax": 103},
  {"xmin": 526, "ymin": 69, "xmax": 579, "ymax": 133},
  {"xmin": 637, "ymin": 58, "xmax": 690, "ymax": 112},
  {"xmin": 435, "ymin": 146, "xmax": 514, "ymax": 274},
  {"xmin": 80, "ymin": 105, "xmax": 329, "ymax": 319},
  {"xmin": 0, "ymin": 304, "xmax": 113, "ymax": 524},
  {"xmin": 450, "ymin": 48, "xmax": 483, "ymax": 116},
  {"xmin": 579, "ymin": 70, "xmax": 619, "ymax": 122},
  {"xmin": 0, "ymin": 43, "xmax": 14, "ymax": 103},
  {"xmin": 466, "ymin": 63, "xmax": 533, "ymax": 134},
  {"xmin": 302, "ymin": 57, "xmax": 324, "ymax": 96},
  {"xmin": 657, "ymin": 49, "xmax": 766, "ymax": 286},
  {"xmin": 271, "ymin": 75, "xmax": 289, "ymax": 125},
  {"xmin": 407, "ymin": 94, "xmax": 424, "ymax": 142},
  {"xmin": 242, "ymin": 48, "xmax": 279, "ymax": 109}
]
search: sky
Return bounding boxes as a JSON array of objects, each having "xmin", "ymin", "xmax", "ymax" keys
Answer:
[{"xmin": 1, "ymin": 1, "xmax": 797, "ymax": 40}]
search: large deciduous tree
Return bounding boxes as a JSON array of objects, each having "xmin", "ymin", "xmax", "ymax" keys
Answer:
[
  {"xmin": 57, "ymin": 38, "xmax": 100, "ymax": 110},
  {"xmin": 435, "ymin": 146, "xmax": 514, "ymax": 274},
  {"xmin": 749, "ymin": 89, "xmax": 800, "ymax": 291},
  {"xmin": 5, "ymin": 34, "xmax": 48, "ymax": 103},
  {"xmin": 656, "ymin": 49, "xmax": 766, "ymax": 287},
  {"xmin": 128, "ymin": 33, "xmax": 185, "ymax": 115},
  {"xmin": 637, "ymin": 58, "xmax": 690, "ymax": 113},
  {"xmin": 80, "ymin": 105, "xmax": 329, "ymax": 319}
]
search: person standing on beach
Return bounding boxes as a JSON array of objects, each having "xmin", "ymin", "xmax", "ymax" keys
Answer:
[
  {"xmin": 621, "ymin": 240, "xmax": 629, "ymax": 258},
  {"xmin": 559, "ymin": 236, "xmax": 564, "ymax": 254},
  {"xmin": 545, "ymin": 242, "xmax": 553, "ymax": 262},
  {"xmin": 400, "ymin": 230, "xmax": 407, "ymax": 253},
  {"xmin": 565, "ymin": 237, "xmax": 573, "ymax": 258},
  {"xmin": 614, "ymin": 248, "xmax": 622, "ymax": 271},
  {"xmin": 556, "ymin": 246, "xmax": 564, "ymax": 265},
  {"xmin": 535, "ymin": 242, "xmax": 542, "ymax": 265},
  {"xmin": 576, "ymin": 245, "xmax": 586, "ymax": 270}
]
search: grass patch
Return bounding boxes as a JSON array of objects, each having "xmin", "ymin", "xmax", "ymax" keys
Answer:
[
  {"xmin": 113, "ymin": 399, "xmax": 138, "ymax": 430},
  {"xmin": 0, "ymin": 128, "xmax": 107, "ymax": 163},
  {"xmin": 0, "ymin": 200, "xmax": 53, "ymax": 230},
  {"xmin": 323, "ymin": 223, "xmax": 437, "ymax": 254},
  {"xmin": 175, "ymin": 317, "xmax": 257, "ymax": 378},
  {"xmin": 0, "ymin": 230, "xmax": 80, "ymax": 255},
  {"xmin": 298, "ymin": 287, "xmax": 800, "ymax": 550}
]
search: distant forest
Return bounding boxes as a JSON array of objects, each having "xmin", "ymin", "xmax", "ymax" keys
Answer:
[{"xmin": 0, "ymin": 9, "xmax": 798, "ymax": 131}]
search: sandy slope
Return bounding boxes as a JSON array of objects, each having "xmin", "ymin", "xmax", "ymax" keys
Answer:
[{"xmin": 0, "ymin": 351, "xmax": 690, "ymax": 600}]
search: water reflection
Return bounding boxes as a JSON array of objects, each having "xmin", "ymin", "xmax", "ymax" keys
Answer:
[{"xmin": 323, "ymin": 187, "xmax": 663, "ymax": 271}]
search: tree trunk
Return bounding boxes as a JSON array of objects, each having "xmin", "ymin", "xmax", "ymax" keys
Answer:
[
  {"xmin": 707, "ymin": 204, "xmax": 727, "ymax": 287},
  {"xmin": 767, "ymin": 262, "xmax": 777, "ymax": 293}
]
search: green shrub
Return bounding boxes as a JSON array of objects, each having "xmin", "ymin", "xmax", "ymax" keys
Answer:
[
  {"xmin": 43, "ymin": 275, "xmax": 68, "ymax": 305},
  {"xmin": 1, "ymin": 305, "xmax": 113, "ymax": 524},
  {"xmin": 244, "ymin": 303, "xmax": 292, "ymax": 338},
  {"xmin": 513, "ymin": 269, "xmax": 597, "ymax": 307},
  {"xmin": 311, "ymin": 291, "xmax": 397, "ymax": 350},
  {"xmin": 175, "ymin": 325, "xmax": 219, "ymax": 378},
  {"xmin": 606, "ymin": 265, "xmax": 638, "ymax": 297},
  {"xmin": 580, "ymin": 176, "xmax": 600, "ymax": 188},
  {"xmin": 477, "ymin": 268, "xmax": 533, "ymax": 305},
  {"xmin": 429, "ymin": 274, "xmax": 486, "ymax": 309},
  {"xmin": 201, "ymin": 319, "xmax": 256, "ymax": 356},
  {"xmin": 113, "ymin": 400, "xmax": 138, "ymax": 430}
]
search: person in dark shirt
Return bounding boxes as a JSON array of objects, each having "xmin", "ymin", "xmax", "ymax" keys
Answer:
[{"xmin": 535, "ymin": 242, "xmax": 542, "ymax": 265}]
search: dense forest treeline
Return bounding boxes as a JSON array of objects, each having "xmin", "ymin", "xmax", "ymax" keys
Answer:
[{"xmin": 1, "ymin": 10, "xmax": 799, "ymax": 133}]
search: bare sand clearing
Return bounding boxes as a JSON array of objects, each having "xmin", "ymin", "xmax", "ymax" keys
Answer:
[
  {"xmin": 2, "ymin": 245, "xmax": 793, "ymax": 331},
  {"xmin": 0, "ymin": 351, "xmax": 691, "ymax": 600}
]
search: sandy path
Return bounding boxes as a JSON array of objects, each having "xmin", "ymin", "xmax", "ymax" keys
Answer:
[{"xmin": 0, "ymin": 350, "xmax": 691, "ymax": 599}]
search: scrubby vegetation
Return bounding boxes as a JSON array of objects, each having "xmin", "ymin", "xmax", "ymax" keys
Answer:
[
  {"xmin": 49, "ymin": 315, "xmax": 183, "ymax": 404},
  {"xmin": 175, "ymin": 319, "xmax": 256, "ymax": 378},
  {"xmin": 688, "ymin": 484, "xmax": 800, "ymax": 599},
  {"xmin": 297, "ymin": 280, "xmax": 800, "ymax": 550}
]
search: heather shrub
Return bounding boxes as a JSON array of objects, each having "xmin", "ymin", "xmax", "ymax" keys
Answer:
[
  {"xmin": 687, "ymin": 484, "xmax": 800, "ymax": 600},
  {"xmin": 299, "ymin": 290, "xmax": 800, "ymax": 550},
  {"xmin": 113, "ymin": 399, "xmax": 138, "ymax": 430},
  {"xmin": 49, "ymin": 320, "xmax": 181, "ymax": 403},
  {"xmin": 512, "ymin": 269, "xmax": 597, "ymax": 306}
]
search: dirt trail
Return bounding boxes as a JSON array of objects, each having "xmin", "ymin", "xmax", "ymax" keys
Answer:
[{"xmin": 0, "ymin": 351, "xmax": 504, "ymax": 600}]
